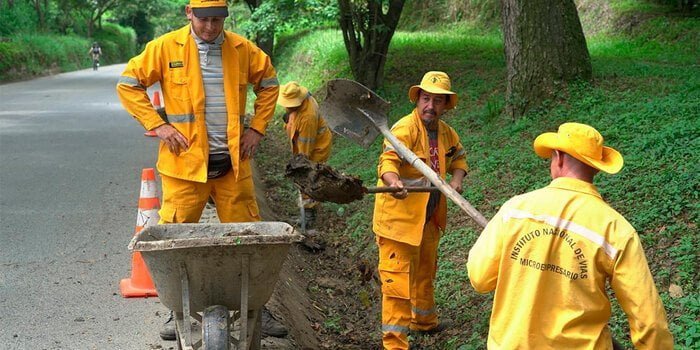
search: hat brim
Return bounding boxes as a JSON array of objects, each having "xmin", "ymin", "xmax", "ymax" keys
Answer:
[
  {"xmin": 192, "ymin": 7, "xmax": 229, "ymax": 18},
  {"xmin": 408, "ymin": 85, "xmax": 458, "ymax": 110},
  {"xmin": 533, "ymin": 133, "xmax": 624, "ymax": 174},
  {"xmin": 277, "ymin": 86, "xmax": 308, "ymax": 108}
]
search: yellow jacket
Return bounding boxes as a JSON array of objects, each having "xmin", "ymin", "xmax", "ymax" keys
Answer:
[
  {"xmin": 116, "ymin": 24, "xmax": 279, "ymax": 182},
  {"xmin": 467, "ymin": 177, "xmax": 673, "ymax": 349},
  {"xmin": 285, "ymin": 96, "xmax": 332, "ymax": 163},
  {"xmin": 373, "ymin": 110, "xmax": 468, "ymax": 246}
]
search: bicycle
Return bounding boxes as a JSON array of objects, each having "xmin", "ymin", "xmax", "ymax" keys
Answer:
[{"xmin": 92, "ymin": 55, "xmax": 100, "ymax": 71}]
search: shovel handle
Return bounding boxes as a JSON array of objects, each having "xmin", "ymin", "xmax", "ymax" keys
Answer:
[
  {"xmin": 366, "ymin": 186, "xmax": 441, "ymax": 193},
  {"xmin": 366, "ymin": 186, "xmax": 441, "ymax": 194}
]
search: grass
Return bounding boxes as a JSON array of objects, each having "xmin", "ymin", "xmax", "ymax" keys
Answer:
[{"xmin": 261, "ymin": 13, "xmax": 699, "ymax": 350}]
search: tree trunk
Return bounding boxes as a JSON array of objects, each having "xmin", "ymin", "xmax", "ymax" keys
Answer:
[
  {"xmin": 87, "ymin": 19, "xmax": 93, "ymax": 38},
  {"xmin": 243, "ymin": 0, "xmax": 274, "ymax": 56},
  {"xmin": 256, "ymin": 31, "xmax": 274, "ymax": 56},
  {"xmin": 501, "ymin": 0, "xmax": 592, "ymax": 118},
  {"xmin": 338, "ymin": 0, "xmax": 405, "ymax": 90},
  {"xmin": 31, "ymin": 0, "xmax": 45, "ymax": 30}
]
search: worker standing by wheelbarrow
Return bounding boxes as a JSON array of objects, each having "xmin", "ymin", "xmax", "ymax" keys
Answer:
[
  {"xmin": 373, "ymin": 71, "xmax": 468, "ymax": 350},
  {"xmin": 277, "ymin": 81, "xmax": 332, "ymax": 233},
  {"xmin": 116, "ymin": 0, "xmax": 287, "ymax": 341}
]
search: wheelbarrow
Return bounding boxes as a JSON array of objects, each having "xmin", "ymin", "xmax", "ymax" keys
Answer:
[
  {"xmin": 129, "ymin": 222, "xmax": 303, "ymax": 350},
  {"xmin": 317, "ymin": 79, "xmax": 488, "ymax": 227}
]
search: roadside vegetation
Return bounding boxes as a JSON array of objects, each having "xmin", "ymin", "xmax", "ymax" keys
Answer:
[
  {"xmin": 257, "ymin": 2, "xmax": 699, "ymax": 349},
  {"xmin": 0, "ymin": 0, "xmax": 191, "ymax": 82}
]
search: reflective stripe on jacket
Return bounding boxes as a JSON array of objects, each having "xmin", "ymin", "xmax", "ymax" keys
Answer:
[
  {"xmin": 116, "ymin": 24, "xmax": 279, "ymax": 182},
  {"xmin": 373, "ymin": 110, "xmax": 468, "ymax": 246},
  {"xmin": 285, "ymin": 96, "xmax": 332, "ymax": 163},
  {"xmin": 467, "ymin": 177, "xmax": 673, "ymax": 349}
]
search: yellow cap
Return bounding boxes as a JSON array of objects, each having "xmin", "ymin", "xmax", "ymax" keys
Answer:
[
  {"xmin": 190, "ymin": 0, "xmax": 228, "ymax": 18},
  {"xmin": 533, "ymin": 122, "xmax": 624, "ymax": 174},
  {"xmin": 408, "ymin": 71, "xmax": 458, "ymax": 109},
  {"xmin": 277, "ymin": 81, "xmax": 309, "ymax": 108}
]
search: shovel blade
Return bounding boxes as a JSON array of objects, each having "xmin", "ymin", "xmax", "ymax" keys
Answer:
[{"xmin": 318, "ymin": 79, "xmax": 391, "ymax": 148}]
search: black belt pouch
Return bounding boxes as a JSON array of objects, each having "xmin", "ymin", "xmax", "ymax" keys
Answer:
[{"xmin": 207, "ymin": 153, "xmax": 232, "ymax": 179}]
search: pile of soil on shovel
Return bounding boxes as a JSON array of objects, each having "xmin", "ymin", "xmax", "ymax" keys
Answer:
[{"xmin": 285, "ymin": 154, "xmax": 365, "ymax": 204}]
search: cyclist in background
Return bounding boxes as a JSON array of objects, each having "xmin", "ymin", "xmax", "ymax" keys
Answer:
[{"xmin": 89, "ymin": 42, "xmax": 102, "ymax": 71}]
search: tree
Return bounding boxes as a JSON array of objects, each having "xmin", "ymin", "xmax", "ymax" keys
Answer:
[
  {"xmin": 28, "ymin": 0, "xmax": 47, "ymax": 30},
  {"xmin": 337, "ymin": 0, "xmax": 405, "ymax": 90},
  {"xmin": 242, "ymin": 0, "xmax": 274, "ymax": 55},
  {"xmin": 501, "ymin": 0, "xmax": 592, "ymax": 118},
  {"xmin": 239, "ymin": 0, "xmax": 337, "ymax": 56}
]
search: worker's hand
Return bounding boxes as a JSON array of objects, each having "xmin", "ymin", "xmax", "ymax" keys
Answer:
[
  {"xmin": 449, "ymin": 177, "xmax": 463, "ymax": 194},
  {"xmin": 154, "ymin": 124, "xmax": 189, "ymax": 156},
  {"xmin": 449, "ymin": 169, "xmax": 466, "ymax": 194},
  {"xmin": 282, "ymin": 111, "xmax": 296, "ymax": 124},
  {"xmin": 382, "ymin": 172, "xmax": 408, "ymax": 199},
  {"xmin": 240, "ymin": 128, "xmax": 263, "ymax": 160}
]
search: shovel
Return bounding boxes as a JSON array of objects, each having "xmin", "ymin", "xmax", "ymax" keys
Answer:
[
  {"xmin": 285, "ymin": 154, "xmax": 440, "ymax": 205},
  {"xmin": 317, "ymin": 79, "xmax": 488, "ymax": 228}
]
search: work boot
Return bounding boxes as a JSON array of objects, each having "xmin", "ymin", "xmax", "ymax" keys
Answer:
[
  {"xmin": 159, "ymin": 311, "xmax": 176, "ymax": 341},
  {"xmin": 261, "ymin": 308, "xmax": 288, "ymax": 338},
  {"xmin": 410, "ymin": 320, "xmax": 452, "ymax": 336}
]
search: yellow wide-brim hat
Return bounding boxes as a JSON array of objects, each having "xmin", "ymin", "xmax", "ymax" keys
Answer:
[
  {"xmin": 533, "ymin": 122, "xmax": 624, "ymax": 174},
  {"xmin": 190, "ymin": 0, "xmax": 228, "ymax": 17},
  {"xmin": 277, "ymin": 81, "xmax": 309, "ymax": 108},
  {"xmin": 408, "ymin": 71, "xmax": 458, "ymax": 110}
]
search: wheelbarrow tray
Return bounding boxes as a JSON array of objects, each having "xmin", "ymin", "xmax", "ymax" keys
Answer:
[{"xmin": 129, "ymin": 222, "xmax": 302, "ymax": 314}]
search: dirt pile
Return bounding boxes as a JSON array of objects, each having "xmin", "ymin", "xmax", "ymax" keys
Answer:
[{"xmin": 285, "ymin": 154, "xmax": 365, "ymax": 204}]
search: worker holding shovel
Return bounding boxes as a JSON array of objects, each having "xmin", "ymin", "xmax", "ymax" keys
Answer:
[
  {"xmin": 277, "ymin": 81, "xmax": 332, "ymax": 231},
  {"xmin": 373, "ymin": 71, "xmax": 468, "ymax": 350}
]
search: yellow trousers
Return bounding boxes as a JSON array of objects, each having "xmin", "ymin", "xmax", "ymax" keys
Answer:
[
  {"xmin": 158, "ymin": 161, "xmax": 260, "ymax": 224},
  {"xmin": 377, "ymin": 221, "xmax": 440, "ymax": 350}
]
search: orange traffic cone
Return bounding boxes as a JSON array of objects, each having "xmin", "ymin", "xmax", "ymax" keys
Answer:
[
  {"xmin": 120, "ymin": 168, "xmax": 159, "ymax": 297},
  {"xmin": 144, "ymin": 91, "xmax": 162, "ymax": 137}
]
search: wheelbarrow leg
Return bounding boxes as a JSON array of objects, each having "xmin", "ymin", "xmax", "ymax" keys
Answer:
[
  {"xmin": 174, "ymin": 312, "xmax": 187, "ymax": 350},
  {"xmin": 247, "ymin": 309, "xmax": 261, "ymax": 350},
  {"xmin": 179, "ymin": 262, "xmax": 194, "ymax": 350},
  {"xmin": 236, "ymin": 254, "xmax": 262, "ymax": 350},
  {"xmin": 239, "ymin": 255, "xmax": 250, "ymax": 350}
]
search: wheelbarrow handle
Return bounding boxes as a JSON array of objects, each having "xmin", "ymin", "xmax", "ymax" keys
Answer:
[{"xmin": 365, "ymin": 186, "xmax": 441, "ymax": 194}]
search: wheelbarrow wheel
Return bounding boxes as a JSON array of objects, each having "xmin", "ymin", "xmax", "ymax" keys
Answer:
[{"xmin": 203, "ymin": 305, "xmax": 230, "ymax": 350}]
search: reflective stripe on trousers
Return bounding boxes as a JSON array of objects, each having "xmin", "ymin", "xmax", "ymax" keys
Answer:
[{"xmin": 377, "ymin": 221, "xmax": 440, "ymax": 350}]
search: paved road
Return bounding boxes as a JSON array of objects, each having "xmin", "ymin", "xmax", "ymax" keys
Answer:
[{"xmin": 0, "ymin": 65, "xmax": 176, "ymax": 349}]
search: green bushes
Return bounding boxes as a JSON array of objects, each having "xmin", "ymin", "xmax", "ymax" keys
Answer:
[
  {"xmin": 0, "ymin": 34, "xmax": 87, "ymax": 81},
  {"xmin": 0, "ymin": 22, "xmax": 135, "ymax": 82},
  {"xmin": 93, "ymin": 22, "xmax": 137, "ymax": 63},
  {"xmin": 0, "ymin": 1, "xmax": 37, "ymax": 36}
]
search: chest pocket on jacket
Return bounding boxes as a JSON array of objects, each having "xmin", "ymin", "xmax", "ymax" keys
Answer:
[{"xmin": 168, "ymin": 69, "xmax": 191, "ymax": 102}]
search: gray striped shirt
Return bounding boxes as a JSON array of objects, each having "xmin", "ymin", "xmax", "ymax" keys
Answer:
[{"xmin": 192, "ymin": 30, "xmax": 228, "ymax": 155}]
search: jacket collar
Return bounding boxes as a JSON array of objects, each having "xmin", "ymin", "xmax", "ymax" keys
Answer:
[
  {"xmin": 175, "ymin": 24, "xmax": 192, "ymax": 45},
  {"xmin": 191, "ymin": 27, "xmax": 224, "ymax": 46},
  {"xmin": 548, "ymin": 177, "xmax": 602, "ymax": 199}
]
